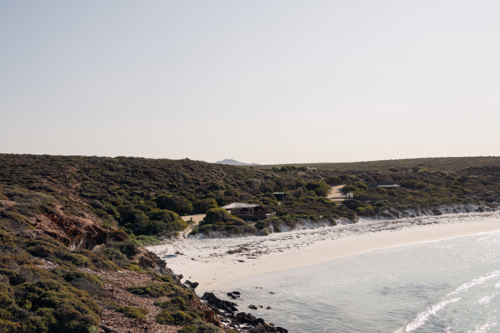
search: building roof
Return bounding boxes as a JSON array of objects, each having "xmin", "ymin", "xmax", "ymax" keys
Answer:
[
  {"xmin": 221, "ymin": 203, "xmax": 259, "ymax": 209},
  {"xmin": 369, "ymin": 182, "xmax": 401, "ymax": 188}
]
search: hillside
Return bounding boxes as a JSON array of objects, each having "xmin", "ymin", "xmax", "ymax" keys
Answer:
[
  {"xmin": 1, "ymin": 153, "xmax": 500, "ymax": 332},
  {"xmin": 1, "ymin": 154, "xmax": 499, "ymax": 239},
  {"xmin": 0, "ymin": 154, "xmax": 295, "ymax": 332},
  {"xmin": 215, "ymin": 159, "xmax": 259, "ymax": 166},
  {"xmin": 250, "ymin": 156, "xmax": 500, "ymax": 173}
]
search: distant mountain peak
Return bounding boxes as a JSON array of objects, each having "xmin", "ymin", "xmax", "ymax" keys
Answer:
[{"xmin": 215, "ymin": 159, "xmax": 260, "ymax": 166}]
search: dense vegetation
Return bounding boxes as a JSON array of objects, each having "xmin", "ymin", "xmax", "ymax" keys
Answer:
[
  {"xmin": 250, "ymin": 156, "xmax": 500, "ymax": 173},
  {"xmin": 1, "ymin": 154, "xmax": 500, "ymax": 238},
  {"xmin": 337, "ymin": 166, "xmax": 500, "ymax": 217},
  {"xmin": 1, "ymin": 153, "xmax": 500, "ymax": 331},
  {"xmin": 0, "ymin": 193, "xmax": 223, "ymax": 332},
  {"xmin": 0, "ymin": 229, "xmax": 104, "ymax": 332},
  {"xmin": 0, "ymin": 154, "xmax": 355, "ymax": 238}
]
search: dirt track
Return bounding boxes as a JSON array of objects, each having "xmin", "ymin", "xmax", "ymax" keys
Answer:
[
  {"xmin": 180, "ymin": 214, "xmax": 205, "ymax": 238},
  {"xmin": 328, "ymin": 184, "xmax": 346, "ymax": 201}
]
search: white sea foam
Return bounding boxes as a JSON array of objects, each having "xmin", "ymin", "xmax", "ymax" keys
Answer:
[
  {"xmin": 474, "ymin": 292, "xmax": 498, "ymax": 305},
  {"xmin": 472, "ymin": 321, "xmax": 498, "ymax": 333},
  {"xmin": 397, "ymin": 298, "xmax": 461, "ymax": 332},
  {"xmin": 449, "ymin": 271, "xmax": 500, "ymax": 295}
]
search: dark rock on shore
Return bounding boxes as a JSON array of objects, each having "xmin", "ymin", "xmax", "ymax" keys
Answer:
[
  {"xmin": 202, "ymin": 292, "xmax": 238, "ymax": 314},
  {"xmin": 184, "ymin": 280, "xmax": 199, "ymax": 290},
  {"xmin": 237, "ymin": 312, "xmax": 288, "ymax": 333},
  {"xmin": 228, "ymin": 292, "xmax": 239, "ymax": 299},
  {"xmin": 201, "ymin": 292, "xmax": 288, "ymax": 332},
  {"xmin": 249, "ymin": 305, "xmax": 258, "ymax": 310}
]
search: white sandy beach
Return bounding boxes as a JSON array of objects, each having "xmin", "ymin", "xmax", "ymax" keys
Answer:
[{"xmin": 147, "ymin": 211, "xmax": 500, "ymax": 294}]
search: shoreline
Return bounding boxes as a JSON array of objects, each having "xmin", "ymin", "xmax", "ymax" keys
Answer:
[{"xmin": 147, "ymin": 211, "xmax": 500, "ymax": 294}]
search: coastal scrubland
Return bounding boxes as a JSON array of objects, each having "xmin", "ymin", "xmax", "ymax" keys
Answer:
[
  {"xmin": 0, "ymin": 154, "xmax": 499, "ymax": 239},
  {"xmin": 0, "ymin": 204, "xmax": 227, "ymax": 332},
  {"xmin": 249, "ymin": 156, "xmax": 500, "ymax": 172},
  {"xmin": 0, "ymin": 153, "xmax": 499, "ymax": 332}
]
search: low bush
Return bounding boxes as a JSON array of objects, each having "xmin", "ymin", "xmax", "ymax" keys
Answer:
[
  {"xmin": 126, "ymin": 283, "xmax": 172, "ymax": 297},
  {"xmin": 60, "ymin": 253, "xmax": 94, "ymax": 268},
  {"xmin": 155, "ymin": 287, "xmax": 195, "ymax": 312},
  {"xmin": 202, "ymin": 208, "xmax": 233, "ymax": 224},
  {"xmin": 4, "ymin": 279, "xmax": 101, "ymax": 333},
  {"xmin": 117, "ymin": 306, "xmax": 148, "ymax": 320},
  {"xmin": 177, "ymin": 319, "xmax": 225, "ymax": 332},
  {"xmin": 156, "ymin": 310, "xmax": 200, "ymax": 325},
  {"xmin": 134, "ymin": 235, "xmax": 161, "ymax": 246},
  {"xmin": 62, "ymin": 271, "xmax": 104, "ymax": 289},
  {"xmin": 95, "ymin": 246, "xmax": 129, "ymax": 267}
]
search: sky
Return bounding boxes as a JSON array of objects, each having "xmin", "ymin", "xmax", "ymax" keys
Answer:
[{"xmin": 1, "ymin": 1, "xmax": 499, "ymax": 165}]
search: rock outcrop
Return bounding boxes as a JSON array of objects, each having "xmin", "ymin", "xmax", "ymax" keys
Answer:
[
  {"xmin": 201, "ymin": 292, "xmax": 288, "ymax": 333},
  {"xmin": 30, "ymin": 213, "xmax": 108, "ymax": 249}
]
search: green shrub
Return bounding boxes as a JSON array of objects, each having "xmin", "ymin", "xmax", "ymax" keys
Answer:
[
  {"xmin": 117, "ymin": 306, "xmax": 148, "ymax": 320},
  {"xmin": 178, "ymin": 321, "xmax": 225, "ymax": 333},
  {"xmin": 193, "ymin": 198, "xmax": 218, "ymax": 214},
  {"xmin": 156, "ymin": 310, "xmax": 200, "ymax": 325},
  {"xmin": 13, "ymin": 279, "xmax": 101, "ymax": 333},
  {"xmin": 27, "ymin": 245, "xmax": 55, "ymax": 258},
  {"xmin": 96, "ymin": 246, "xmax": 129, "ymax": 267},
  {"xmin": 0, "ymin": 230, "xmax": 14, "ymax": 244},
  {"xmin": 124, "ymin": 264, "xmax": 148, "ymax": 273},
  {"xmin": 254, "ymin": 221, "xmax": 266, "ymax": 229},
  {"xmin": 324, "ymin": 176, "xmax": 342, "ymax": 185},
  {"xmin": 178, "ymin": 326, "xmax": 198, "ymax": 333},
  {"xmin": 153, "ymin": 195, "xmax": 194, "ymax": 215},
  {"xmin": 0, "ymin": 282, "xmax": 15, "ymax": 307},
  {"xmin": 134, "ymin": 235, "xmax": 161, "ymax": 246},
  {"xmin": 112, "ymin": 239, "xmax": 140, "ymax": 258},
  {"xmin": 203, "ymin": 208, "xmax": 233, "ymax": 224},
  {"xmin": 0, "ymin": 269, "xmax": 23, "ymax": 286},
  {"xmin": 155, "ymin": 287, "xmax": 195, "ymax": 312},
  {"xmin": 62, "ymin": 271, "xmax": 104, "ymax": 289},
  {"xmin": 61, "ymin": 253, "xmax": 94, "ymax": 268},
  {"xmin": 126, "ymin": 283, "xmax": 172, "ymax": 297},
  {"xmin": 154, "ymin": 274, "xmax": 174, "ymax": 283}
]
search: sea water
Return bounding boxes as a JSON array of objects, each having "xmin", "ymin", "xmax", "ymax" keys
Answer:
[{"xmin": 216, "ymin": 230, "xmax": 500, "ymax": 332}]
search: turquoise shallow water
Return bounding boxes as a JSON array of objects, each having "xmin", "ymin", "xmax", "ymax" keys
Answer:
[{"xmin": 216, "ymin": 229, "xmax": 500, "ymax": 332}]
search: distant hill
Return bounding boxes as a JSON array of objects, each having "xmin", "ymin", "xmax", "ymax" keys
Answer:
[
  {"xmin": 249, "ymin": 156, "xmax": 500, "ymax": 173},
  {"xmin": 215, "ymin": 159, "xmax": 260, "ymax": 166}
]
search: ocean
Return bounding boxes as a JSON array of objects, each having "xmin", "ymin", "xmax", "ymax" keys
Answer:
[{"xmin": 216, "ymin": 229, "xmax": 500, "ymax": 332}]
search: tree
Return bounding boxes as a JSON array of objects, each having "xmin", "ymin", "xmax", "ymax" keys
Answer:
[
  {"xmin": 153, "ymin": 195, "xmax": 193, "ymax": 215},
  {"xmin": 193, "ymin": 198, "xmax": 218, "ymax": 214}
]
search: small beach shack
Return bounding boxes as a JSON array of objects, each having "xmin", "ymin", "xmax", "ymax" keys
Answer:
[
  {"xmin": 221, "ymin": 202, "xmax": 276, "ymax": 220},
  {"xmin": 369, "ymin": 182, "xmax": 401, "ymax": 189},
  {"xmin": 273, "ymin": 192, "xmax": 285, "ymax": 200}
]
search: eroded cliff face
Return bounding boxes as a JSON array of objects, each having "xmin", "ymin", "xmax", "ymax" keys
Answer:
[{"xmin": 30, "ymin": 212, "xmax": 108, "ymax": 250}]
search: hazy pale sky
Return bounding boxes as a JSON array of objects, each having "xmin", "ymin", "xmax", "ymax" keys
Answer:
[{"xmin": 1, "ymin": 1, "xmax": 499, "ymax": 164}]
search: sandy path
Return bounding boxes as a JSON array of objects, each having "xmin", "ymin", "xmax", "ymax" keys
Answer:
[
  {"xmin": 148, "ymin": 211, "xmax": 500, "ymax": 294},
  {"xmin": 180, "ymin": 214, "xmax": 205, "ymax": 239},
  {"xmin": 328, "ymin": 184, "xmax": 346, "ymax": 200}
]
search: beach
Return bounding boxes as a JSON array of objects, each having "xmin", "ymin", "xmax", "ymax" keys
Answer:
[{"xmin": 147, "ymin": 211, "xmax": 500, "ymax": 294}]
